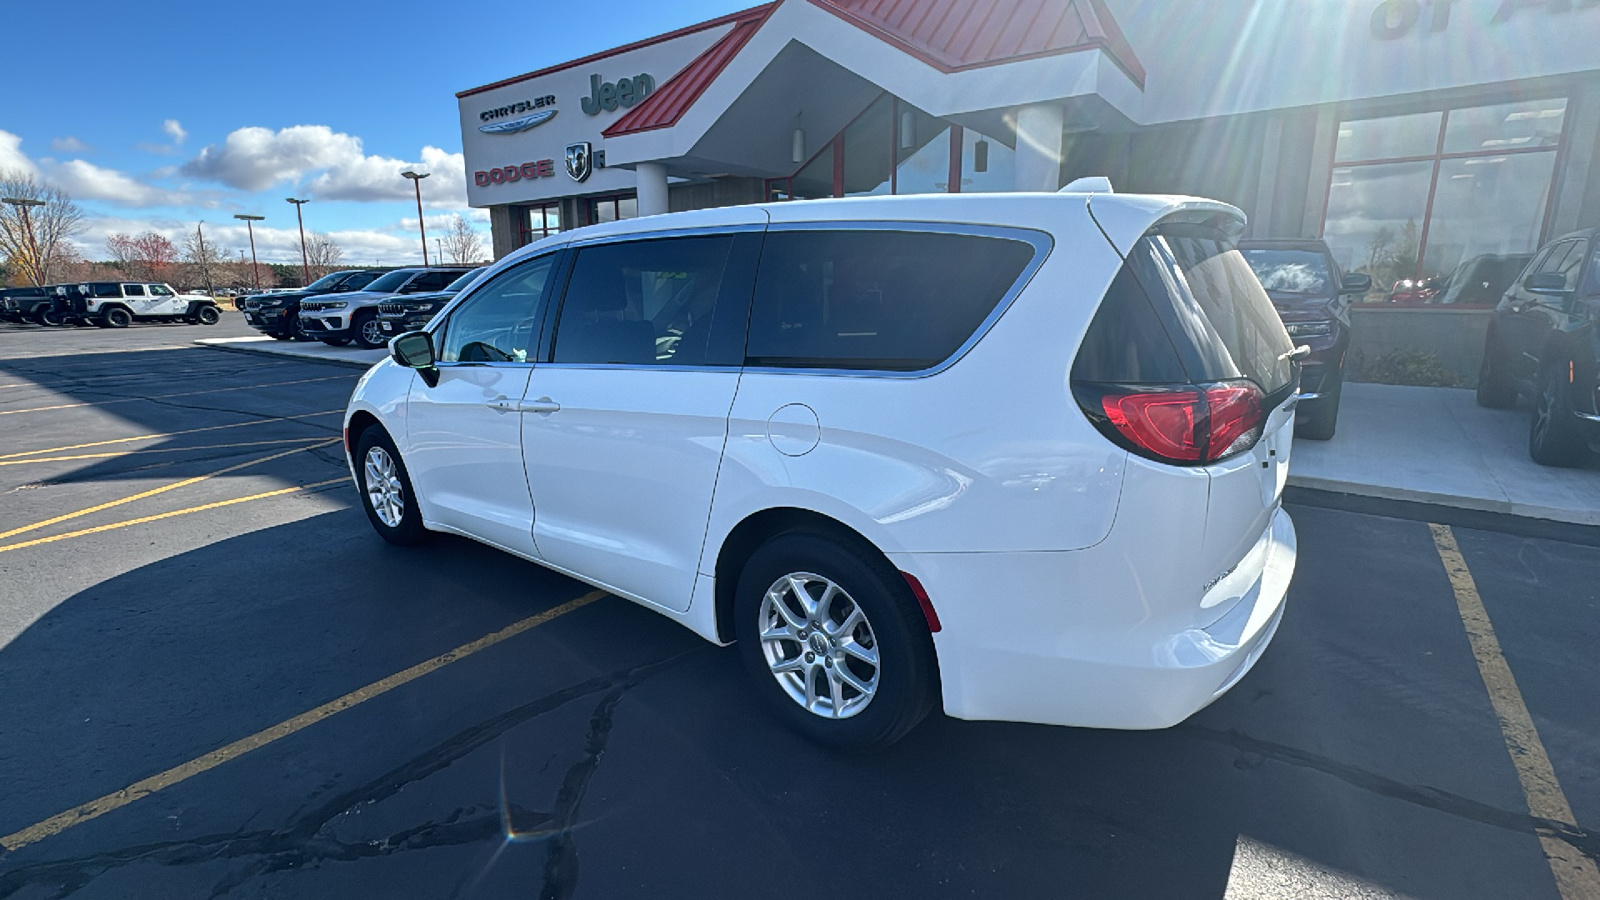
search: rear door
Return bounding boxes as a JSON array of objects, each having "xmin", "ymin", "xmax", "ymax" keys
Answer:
[
  {"xmin": 520, "ymin": 225, "xmax": 763, "ymax": 612},
  {"xmin": 121, "ymin": 284, "xmax": 150, "ymax": 315}
]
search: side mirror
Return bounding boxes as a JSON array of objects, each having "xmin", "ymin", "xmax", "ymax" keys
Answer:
[
  {"xmin": 1340, "ymin": 273, "xmax": 1372, "ymax": 294},
  {"xmin": 1527, "ymin": 272, "xmax": 1569, "ymax": 295},
  {"xmin": 391, "ymin": 330, "xmax": 439, "ymax": 385}
]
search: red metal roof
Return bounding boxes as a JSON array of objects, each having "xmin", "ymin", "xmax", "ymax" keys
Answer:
[
  {"xmin": 811, "ymin": 0, "xmax": 1144, "ymax": 84},
  {"xmin": 457, "ymin": 4, "xmax": 776, "ymax": 99},
  {"xmin": 604, "ymin": 4, "xmax": 776, "ymax": 138}
]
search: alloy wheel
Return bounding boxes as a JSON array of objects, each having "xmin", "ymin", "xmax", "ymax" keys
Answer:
[
  {"xmin": 361, "ymin": 318, "xmax": 385, "ymax": 348},
  {"xmin": 363, "ymin": 446, "xmax": 404, "ymax": 528},
  {"xmin": 758, "ymin": 572, "xmax": 880, "ymax": 719}
]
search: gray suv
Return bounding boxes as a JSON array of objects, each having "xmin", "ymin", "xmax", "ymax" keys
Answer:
[{"xmin": 299, "ymin": 267, "xmax": 469, "ymax": 348}]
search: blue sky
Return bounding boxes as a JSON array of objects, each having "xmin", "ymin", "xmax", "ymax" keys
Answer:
[{"xmin": 2, "ymin": 0, "xmax": 747, "ymax": 266}]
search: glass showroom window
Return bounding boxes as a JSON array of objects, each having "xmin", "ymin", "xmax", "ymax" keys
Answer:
[
  {"xmin": 765, "ymin": 94, "xmax": 1012, "ymax": 200},
  {"xmin": 587, "ymin": 195, "xmax": 638, "ymax": 226},
  {"xmin": 1322, "ymin": 97, "xmax": 1566, "ymax": 306},
  {"xmin": 517, "ymin": 203, "xmax": 562, "ymax": 248}
]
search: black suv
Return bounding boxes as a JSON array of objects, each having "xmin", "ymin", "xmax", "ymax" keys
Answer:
[
  {"xmin": 1476, "ymin": 228, "xmax": 1600, "ymax": 466},
  {"xmin": 0, "ymin": 287, "xmax": 58, "ymax": 325},
  {"xmin": 238, "ymin": 270, "xmax": 385, "ymax": 340},
  {"xmin": 1238, "ymin": 239, "xmax": 1370, "ymax": 440},
  {"xmin": 376, "ymin": 266, "xmax": 488, "ymax": 338}
]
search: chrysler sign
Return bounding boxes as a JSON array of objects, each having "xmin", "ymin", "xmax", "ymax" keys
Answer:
[{"xmin": 479, "ymin": 95, "xmax": 558, "ymax": 134}]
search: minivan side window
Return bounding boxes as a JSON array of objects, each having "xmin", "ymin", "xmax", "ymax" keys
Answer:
[
  {"xmin": 437, "ymin": 254, "xmax": 558, "ymax": 363},
  {"xmin": 551, "ymin": 235, "xmax": 745, "ymax": 367},
  {"xmin": 744, "ymin": 229, "xmax": 1037, "ymax": 372}
]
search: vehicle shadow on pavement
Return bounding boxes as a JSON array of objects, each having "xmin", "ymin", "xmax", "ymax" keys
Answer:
[{"xmin": 0, "ymin": 504, "xmax": 1569, "ymax": 898}]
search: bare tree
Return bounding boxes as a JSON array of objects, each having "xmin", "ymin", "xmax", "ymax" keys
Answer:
[
  {"xmin": 0, "ymin": 171, "xmax": 86, "ymax": 286},
  {"xmin": 304, "ymin": 232, "xmax": 344, "ymax": 279},
  {"xmin": 182, "ymin": 224, "xmax": 228, "ymax": 294},
  {"xmin": 441, "ymin": 215, "xmax": 486, "ymax": 265},
  {"xmin": 107, "ymin": 231, "xmax": 179, "ymax": 282}
]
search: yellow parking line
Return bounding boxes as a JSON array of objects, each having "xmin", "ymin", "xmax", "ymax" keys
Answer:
[
  {"xmin": 0, "ymin": 437, "xmax": 328, "ymax": 467},
  {"xmin": 0, "ymin": 590, "xmax": 606, "ymax": 851},
  {"xmin": 1430, "ymin": 524, "xmax": 1600, "ymax": 900},
  {"xmin": 0, "ymin": 439, "xmax": 341, "ymax": 542},
  {"xmin": 0, "ymin": 477, "xmax": 349, "ymax": 554},
  {"xmin": 0, "ymin": 409, "xmax": 343, "ymax": 460},
  {"xmin": 0, "ymin": 374, "xmax": 352, "ymax": 416}
]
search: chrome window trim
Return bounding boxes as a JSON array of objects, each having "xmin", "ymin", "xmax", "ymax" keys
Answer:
[
  {"xmin": 564, "ymin": 222, "xmax": 767, "ymax": 248},
  {"xmin": 744, "ymin": 221, "xmax": 1053, "ymax": 379}
]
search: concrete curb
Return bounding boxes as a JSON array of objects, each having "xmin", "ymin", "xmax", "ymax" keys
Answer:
[
  {"xmin": 193, "ymin": 339, "xmax": 379, "ymax": 371},
  {"xmin": 1286, "ymin": 474, "xmax": 1600, "ymax": 528}
]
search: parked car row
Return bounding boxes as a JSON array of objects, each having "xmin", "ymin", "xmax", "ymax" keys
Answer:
[
  {"xmin": 237, "ymin": 266, "xmax": 476, "ymax": 348},
  {"xmin": 0, "ymin": 282, "xmax": 221, "ymax": 328}
]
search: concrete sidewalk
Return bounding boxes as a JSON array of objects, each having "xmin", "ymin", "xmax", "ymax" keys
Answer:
[
  {"xmin": 1290, "ymin": 382, "xmax": 1600, "ymax": 526},
  {"xmin": 196, "ymin": 335, "xmax": 386, "ymax": 370}
]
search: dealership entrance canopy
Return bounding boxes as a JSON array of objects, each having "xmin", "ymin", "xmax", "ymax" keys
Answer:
[{"xmin": 458, "ymin": 0, "xmax": 1600, "ymax": 314}]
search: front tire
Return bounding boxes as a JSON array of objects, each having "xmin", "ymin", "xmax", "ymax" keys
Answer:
[
  {"xmin": 1295, "ymin": 371, "xmax": 1342, "ymax": 440},
  {"xmin": 353, "ymin": 312, "xmax": 386, "ymax": 349},
  {"xmin": 354, "ymin": 428, "xmax": 428, "ymax": 546},
  {"xmin": 1476, "ymin": 336, "xmax": 1518, "ymax": 408},
  {"xmin": 1529, "ymin": 359, "xmax": 1588, "ymax": 467},
  {"xmin": 734, "ymin": 531, "xmax": 938, "ymax": 752},
  {"xmin": 196, "ymin": 305, "xmax": 220, "ymax": 325}
]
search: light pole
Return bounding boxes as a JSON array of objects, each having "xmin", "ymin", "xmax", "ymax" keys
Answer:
[
  {"xmin": 234, "ymin": 213, "xmax": 265, "ymax": 290},
  {"xmin": 286, "ymin": 198, "xmax": 310, "ymax": 286},
  {"xmin": 195, "ymin": 222, "xmax": 216, "ymax": 298},
  {"xmin": 435, "ymin": 237, "xmax": 444, "ymax": 264},
  {"xmin": 401, "ymin": 170, "xmax": 430, "ymax": 265},
  {"xmin": 2, "ymin": 197, "xmax": 48, "ymax": 286}
]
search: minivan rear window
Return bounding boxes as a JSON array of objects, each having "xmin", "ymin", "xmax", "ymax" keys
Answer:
[
  {"xmin": 1074, "ymin": 226, "xmax": 1295, "ymax": 395},
  {"xmin": 745, "ymin": 229, "xmax": 1037, "ymax": 372}
]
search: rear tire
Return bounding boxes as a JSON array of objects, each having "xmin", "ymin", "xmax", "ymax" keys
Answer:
[
  {"xmin": 36, "ymin": 308, "xmax": 64, "ymax": 327},
  {"xmin": 734, "ymin": 530, "xmax": 938, "ymax": 752},
  {"xmin": 1529, "ymin": 359, "xmax": 1588, "ymax": 468},
  {"xmin": 1476, "ymin": 336, "xmax": 1518, "ymax": 408},
  {"xmin": 355, "ymin": 428, "xmax": 429, "ymax": 546},
  {"xmin": 102, "ymin": 307, "xmax": 132, "ymax": 328}
]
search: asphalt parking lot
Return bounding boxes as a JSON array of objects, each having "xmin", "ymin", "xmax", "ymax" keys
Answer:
[{"xmin": 0, "ymin": 316, "xmax": 1596, "ymax": 899}]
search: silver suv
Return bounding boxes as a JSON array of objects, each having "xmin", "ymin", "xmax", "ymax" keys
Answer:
[{"xmin": 299, "ymin": 267, "xmax": 469, "ymax": 348}]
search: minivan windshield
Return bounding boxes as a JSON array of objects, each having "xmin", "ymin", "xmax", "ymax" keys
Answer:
[
  {"xmin": 445, "ymin": 267, "xmax": 488, "ymax": 293},
  {"xmin": 1241, "ymin": 249, "xmax": 1331, "ymax": 294}
]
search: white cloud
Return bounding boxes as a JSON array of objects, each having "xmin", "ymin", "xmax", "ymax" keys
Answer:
[
  {"xmin": 163, "ymin": 119, "xmax": 187, "ymax": 145},
  {"xmin": 51, "ymin": 136, "xmax": 90, "ymax": 154},
  {"xmin": 0, "ymin": 130, "xmax": 40, "ymax": 178},
  {"xmin": 46, "ymin": 159, "xmax": 193, "ymax": 208},
  {"xmin": 181, "ymin": 125, "xmax": 467, "ymax": 208}
]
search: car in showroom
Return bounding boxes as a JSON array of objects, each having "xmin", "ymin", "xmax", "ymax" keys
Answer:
[
  {"xmin": 239, "ymin": 269, "xmax": 385, "ymax": 340},
  {"xmin": 61, "ymin": 282, "xmax": 222, "ymax": 327},
  {"xmin": 1476, "ymin": 228, "xmax": 1600, "ymax": 466},
  {"xmin": 300, "ymin": 266, "xmax": 469, "ymax": 349},
  {"xmin": 342, "ymin": 189, "xmax": 1301, "ymax": 750},
  {"xmin": 1431, "ymin": 252, "xmax": 1534, "ymax": 306},
  {"xmin": 1238, "ymin": 239, "xmax": 1369, "ymax": 440},
  {"xmin": 377, "ymin": 266, "xmax": 488, "ymax": 337}
]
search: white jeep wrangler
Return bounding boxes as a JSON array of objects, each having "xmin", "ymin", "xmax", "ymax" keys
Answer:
[{"xmin": 69, "ymin": 282, "xmax": 222, "ymax": 328}]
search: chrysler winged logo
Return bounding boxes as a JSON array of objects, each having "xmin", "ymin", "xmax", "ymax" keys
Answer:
[
  {"xmin": 478, "ymin": 109, "xmax": 557, "ymax": 135},
  {"xmin": 565, "ymin": 142, "xmax": 593, "ymax": 183}
]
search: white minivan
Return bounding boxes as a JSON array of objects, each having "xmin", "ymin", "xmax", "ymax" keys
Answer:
[{"xmin": 343, "ymin": 190, "xmax": 1300, "ymax": 750}]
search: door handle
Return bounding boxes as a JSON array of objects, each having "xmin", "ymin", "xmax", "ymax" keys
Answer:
[
  {"xmin": 519, "ymin": 397, "xmax": 560, "ymax": 414},
  {"xmin": 487, "ymin": 396, "xmax": 519, "ymax": 413}
]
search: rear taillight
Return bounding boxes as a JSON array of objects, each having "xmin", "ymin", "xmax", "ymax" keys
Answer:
[{"xmin": 1078, "ymin": 381, "xmax": 1265, "ymax": 465}]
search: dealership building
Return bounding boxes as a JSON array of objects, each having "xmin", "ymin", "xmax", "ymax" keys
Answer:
[{"xmin": 457, "ymin": 0, "xmax": 1600, "ymax": 378}]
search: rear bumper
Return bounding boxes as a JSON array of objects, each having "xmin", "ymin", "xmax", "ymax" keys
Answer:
[{"xmin": 893, "ymin": 505, "xmax": 1295, "ymax": 730}]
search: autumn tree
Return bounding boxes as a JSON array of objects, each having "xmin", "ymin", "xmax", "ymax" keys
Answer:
[
  {"xmin": 304, "ymin": 232, "xmax": 344, "ymax": 279},
  {"xmin": 441, "ymin": 215, "xmax": 486, "ymax": 264},
  {"xmin": 0, "ymin": 171, "xmax": 86, "ymax": 286},
  {"xmin": 107, "ymin": 231, "xmax": 178, "ymax": 282}
]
